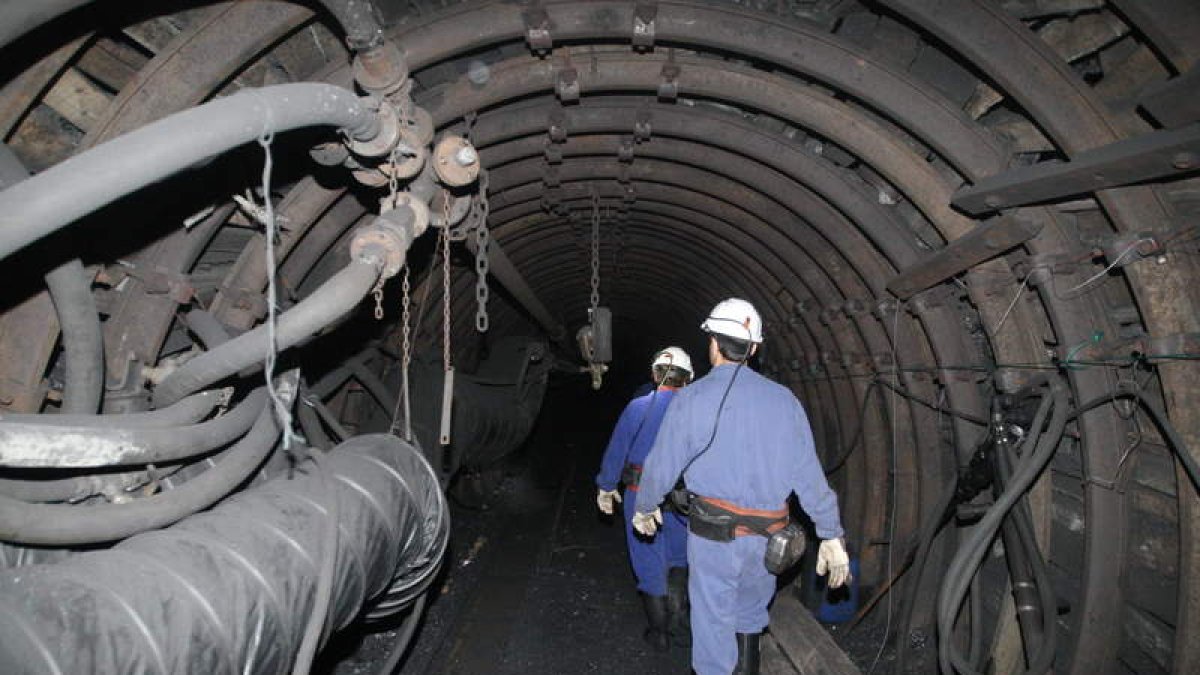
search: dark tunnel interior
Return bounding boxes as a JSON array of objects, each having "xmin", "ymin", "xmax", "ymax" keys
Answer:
[{"xmin": 1, "ymin": 1, "xmax": 1200, "ymax": 674}]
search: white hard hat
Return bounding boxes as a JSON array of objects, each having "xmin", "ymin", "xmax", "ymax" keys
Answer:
[
  {"xmin": 701, "ymin": 298, "xmax": 764, "ymax": 343},
  {"xmin": 652, "ymin": 346, "xmax": 693, "ymax": 378}
]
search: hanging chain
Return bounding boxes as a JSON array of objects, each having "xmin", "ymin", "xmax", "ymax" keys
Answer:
[
  {"xmin": 590, "ymin": 190, "xmax": 601, "ymax": 313},
  {"xmin": 441, "ymin": 191, "xmax": 453, "ymax": 372},
  {"xmin": 389, "ymin": 264, "xmax": 414, "ymax": 441},
  {"xmin": 373, "ymin": 143, "xmax": 407, "ymax": 321},
  {"xmin": 474, "ymin": 169, "xmax": 491, "ymax": 332}
]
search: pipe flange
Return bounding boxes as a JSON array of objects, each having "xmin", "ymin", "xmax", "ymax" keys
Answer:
[
  {"xmin": 378, "ymin": 128, "xmax": 427, "ymax": 180},
  {"xmin": 352, "ymin": 201, "xmax": 427, "ymax": 279},
  {"xmin": 430, "ymin": 190, "xmax": 473, "ymax": 232},
  {"xmin": 352, "ymin": 42, "xmax": 409, "ymax": 97},
  {"xmin": 402, "ymin": 105, "xmax": 435, "ymax": 147},
  {"xmin": 348, "ymin": 101, "xmax": 402, "ymax": 159},
  {"xmin": 380, "ymin": 192, "xmax": 430, "ymax": 238},
  {"xmin": 351, "ymin": 167, "xmax": 389, "ymax": 188},
  {"xmin": 432, "ymin": 135, "xmax": 480, "ymax": 187}
]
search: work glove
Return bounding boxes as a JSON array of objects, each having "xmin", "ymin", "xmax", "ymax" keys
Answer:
[
  {"xmin": 632, "ymin": 508, "xmax": 663, "ymax": 536},
  {"xmin": 596, "ymin": 488, "xmax": 622, "ymax": 515},
  {"xmin": 816, "ymin": 538, "xmax": 851, "ymax": 589}
]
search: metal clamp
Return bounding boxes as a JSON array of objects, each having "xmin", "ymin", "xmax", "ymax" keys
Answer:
[
  {"xmin": 523, "ymin": 6, "xmax": 553, "ymax": 54},
  {"xmin": 634, "ymin": 109, "xmax": 653, "ymax": 142},
  {"xmin": 658, "ymin": 60, "xmax": 680, "ymax": 102},
  {"xmin": 617, "ymin": 136, "xmax": 636, "ymax": 163},
  {"xmin": 633, "ymin": 2, "xmax": 657, "ymax": 51},
  {"xmin": 556, "ymin": 64, "xmax": 580, "ymax": 103},
  {"xmin": 548, "ymin": 109, "xmax": 568, "ymax": 143}
]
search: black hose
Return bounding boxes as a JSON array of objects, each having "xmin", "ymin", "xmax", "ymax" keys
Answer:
[
  {"xmin": 183, "ymin": 308, "xmax": 233, "ymax": 349},
  {"xmin": 937, "ymin": 380, "xmax": 1067, "ymax": 675},
  {"xmin": 0, "ymin": 389, "xmax": 219, "ymax": 428},
  {"xmin": 0, "ymin": 464, "xmax": 184, "ymax": 504},
  {"xmin": 319, "ymin": 0, "xmax": 385, "ymax": 51},
  {"xmin": 153, "ymin": 259, "xmax": 383, "ymax": 407},
  {"xmin": 0, "ymin": 83, "xmax": 381, "ymax": 262},
  {"xmin": 0, "ymin": 144, "xmax": 104, "ymax": 415},
  {"xmin": 0, "ymin": 389, "xmax": 264, "ymax": 468},
  {"xmin": 376, "ymin": 593, "xmax": 430, "ymax": 675},
  {"xmin": 893, "ymin": 478, "xmax": 957, "ymax": 672},
  {"xmin": 999, "ymin": 439, "xmax": 1058, "ymax": 675},
  {"xmin": 0, "ymin": 376, "xmax": 290, "ymax": 546},
  {"xmin": 824, "ymin": 379, "xmax": 881, "ymax": 475}
]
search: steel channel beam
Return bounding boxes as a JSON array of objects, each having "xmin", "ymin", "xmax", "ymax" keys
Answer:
[
  {"xmin": 953, "ymin": 124, "xmax": 1200, "ymax": 215},
  {"xmin": 878, "ymin": 2, "xmax": 1200, "ymax": 672},
  {"xmin": 1109, "ymin": 0, "xmax": 1200, "ymax": 72}
]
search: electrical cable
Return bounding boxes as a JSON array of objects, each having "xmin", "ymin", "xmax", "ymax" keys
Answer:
[
  {"xmin": 868, "ymin": 301, "xmax": 903, "ymax": 675},
  {"xmin": 375, "ymin": 593, "xmax": 429, "ymax": 675},
  {"xmin": 823, "ymin": 379, "xmax": 881, "ymax": 475},
  {"xmin": 937, "ymin": 380, "xmax": 1066, "ymax": 675}
]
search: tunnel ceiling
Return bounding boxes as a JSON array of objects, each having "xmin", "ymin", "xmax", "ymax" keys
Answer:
[{"xmin": 3, "ymin": 1, "xmax": 1200, "ymax": 673}]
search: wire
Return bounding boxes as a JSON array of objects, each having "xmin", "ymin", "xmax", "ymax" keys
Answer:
[
  {"xmin": 375, "ymin": 593, "xmax": 429, "ymax": 675},
  {"xmin": 258, "ymin": 125, "xmax": 296, "ymax": 451},
  {"xmin": 873, "ymin": 377, "xmax": 990, "ymax": 426},
  {"xmin": 988, "ymin": 275, "xmax": 1029, "ymax": 338},
  {"xmin": 1052, "ymin": 239, "xmax": 1152, "ymax": 300},
  {"xmin": 868, "ymin": 302, "xmax": 903, "ymax": 675}
]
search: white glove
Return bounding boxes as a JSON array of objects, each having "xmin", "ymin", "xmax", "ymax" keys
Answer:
[
  {"xmin": 632, "ymin": 508, "xmax": 663, "ymax": 536},
  {"xmin": 816, "ymin": 538, "xmax": 851, "ymax": 589},
  {"xmin": 596, "ymin": 488, "xmax": 622, "ymax": 515}
]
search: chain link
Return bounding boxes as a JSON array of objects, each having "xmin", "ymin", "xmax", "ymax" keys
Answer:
[
  {"xmin": 441, "ymin": 193, "xmax": 453, "ymax": 373},
  {"xmin": 590, "ymin": 189, "xmax": 601, "ymax": 312},
  {"xmin": 474, "ymin": 169, "xmax": 491, "ymax": 332},
  {"xmin": 389, "ymin": 265, "xmax": 414, "ymax": 440}
]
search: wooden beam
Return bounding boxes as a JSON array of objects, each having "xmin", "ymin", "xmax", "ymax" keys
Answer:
[
  {"xmin": 887, "ymin": 217, "xmax": 1041, "ymax": 299},
  {"xmin": 768, "ymin": 588, "xmax": 862, "ymax": 675}
]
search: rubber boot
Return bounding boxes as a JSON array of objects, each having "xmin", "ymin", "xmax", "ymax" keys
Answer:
[
  {"xmin": 640, "ymin": 593, "xmax": 670, "ymax": 652},
  {"xmin": 733, "ymin": 632, "xmax": 761, "ymax": 675},
  {"xmin": 667, "ymin": 567, "xmax": 691, "ymax": 647}
]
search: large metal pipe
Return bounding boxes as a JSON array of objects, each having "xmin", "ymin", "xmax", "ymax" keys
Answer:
[
  {"xmin": 0, "ymin": 433, "xmax": 448, "ymax": 674},
  {"xmin": 0, "ymin": 83, "xmax": 382, "ymax": 263}
]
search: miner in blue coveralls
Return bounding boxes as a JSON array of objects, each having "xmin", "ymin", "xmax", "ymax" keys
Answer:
[
  {"xmin": 631, "ymin": 298, "xmax": 850, "ymax": 675},
  {"xmin": 595, "ymin": 346, "xmax": 695, "ymax": 651}
]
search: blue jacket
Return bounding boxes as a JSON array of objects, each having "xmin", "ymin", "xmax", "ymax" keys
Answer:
[
  {"xmin": 596, "ymin": 387, "xmax": 678, "ymax": 491},
  {"xmin": 634, "ymin": 364, "xmax": 844, "ymax": 540}
]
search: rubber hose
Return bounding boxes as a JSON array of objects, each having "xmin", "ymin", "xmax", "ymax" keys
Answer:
[
  {"xmin": 0, "ymin": 83, "xmax": 380, "ymax": 262},
  {"xmin": 0, "ymin": 389, "xmax": 220, "ymax": 428},
  {"xmin": 0, "ymin": 389, "xmax": 265, "ymax": 468},
  {"xmin": 153, "ymin": 259, "xmax": 382, "ymax": 407},
  {"xmin": 0, "ymin": 382, "xmax": 283, "ymax": 546}
]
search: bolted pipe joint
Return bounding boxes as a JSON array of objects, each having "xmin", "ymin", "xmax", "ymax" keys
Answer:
[
  {"xmin": 352, "ymin": 41, "xmax": 409, "ymax": 97},
  {"xmin": 347, "ymin": 99, "xmax": 402, "ymax": 158},
  {"xmin": 432, "ymin": 135, "xmax": 481, "ymax": 187},
  {"xmin": 352, "ymin": 196, "xmax": 430, "ymax": 279}
]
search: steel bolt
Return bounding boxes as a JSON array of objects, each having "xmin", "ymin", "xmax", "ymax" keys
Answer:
[
  {"xmin": 984, "ymin": 195, "xmax": 1003, "ymax": 209},
  {"xmin": 454, "ymin": 145, "xmax": 478, "ymax": 167},
  {"xmin": 1172, "ymin": 152, "xmax": 1197, "ymax": 171}
]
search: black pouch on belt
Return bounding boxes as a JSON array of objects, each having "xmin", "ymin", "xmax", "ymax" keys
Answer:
[
  {"xmin": 687, "ymin": 497, "xmax": 738, "ymax": 542},
  {"xmin": 666, "ymin": 477, "xmax": 692, "ymax": 515},
  {"xmin": 763, "ymin": 522, "xmax": 807, "ymax": 575}
]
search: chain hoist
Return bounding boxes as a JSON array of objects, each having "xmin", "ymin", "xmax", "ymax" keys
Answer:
[
  {"xmin": 439, "ymin": 191, "xmax": 455, "ymax": 447},
  {"xmin": 473, "ymin": 169, "xmax": 491, "ymax": 332}
]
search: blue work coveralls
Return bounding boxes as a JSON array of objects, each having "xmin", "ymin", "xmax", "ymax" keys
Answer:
[
  {"xmin": 596, "ymin": 386, "xmax": 688, "ymax": 597},
  {"xmin": 634, "ymin": 364, "xmax": 844, "ymax": 675}
]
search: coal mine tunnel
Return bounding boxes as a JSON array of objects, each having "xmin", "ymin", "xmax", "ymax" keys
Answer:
[{"xmin": 1, "ymin": 1, "xmax": 1199, "ymax": 674}]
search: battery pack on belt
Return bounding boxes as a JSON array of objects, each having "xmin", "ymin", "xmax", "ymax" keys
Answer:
[
  {"xmin": 688, "ymin": 495, "xmax": 788, "ymax": 542},
  {"xmin": 621, "ymin": 463, "xmax": 643, "ymax": 490}
]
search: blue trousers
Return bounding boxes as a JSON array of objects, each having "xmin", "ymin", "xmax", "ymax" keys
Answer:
[
  {"xmin": 623, "ymin": 496, "xmax": 688, "ymax": 596},
  {"xmin": 688, "ymin": 533, "xmax": 775, "ymax": 675}
]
